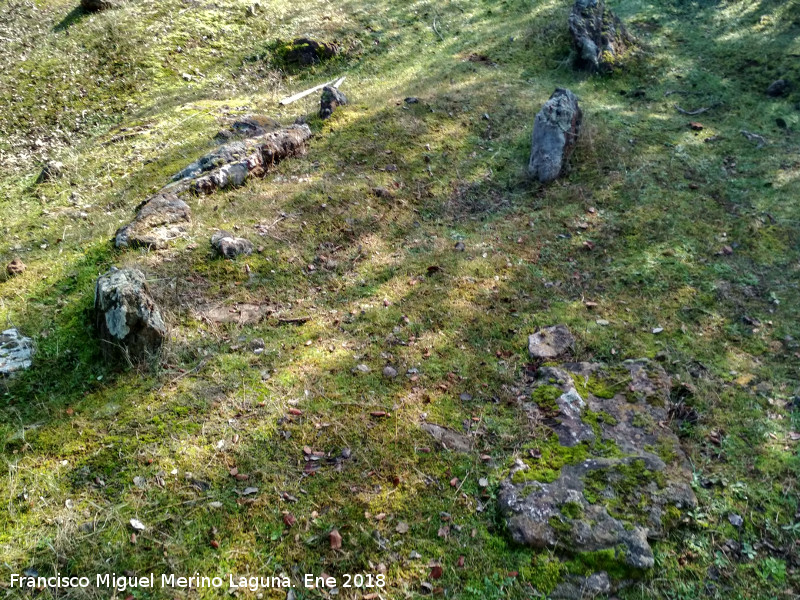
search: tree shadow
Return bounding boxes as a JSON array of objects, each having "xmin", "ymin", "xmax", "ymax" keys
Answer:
[{"xmin": 53, "ymin": 6, "xmax": 90, "ymax": 33}]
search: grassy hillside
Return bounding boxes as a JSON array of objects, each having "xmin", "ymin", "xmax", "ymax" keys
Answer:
[{"xmin": 1, "ymin": 0, "xmax": 799, "ymax": 597}]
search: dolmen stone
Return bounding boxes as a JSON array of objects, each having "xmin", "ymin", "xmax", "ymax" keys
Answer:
[
  {"xmin": 115, "ymin": 124, "xmax": 312, "ymax": 250},
  {"xmin": 528, "ymin": 89, "xmax": 582, "ymax": 183},
  {"xmin": 0, "ymin": 328, "xmax": 34, "ymax": 375},
  {"xmin": 282, "ymin": 38, "xmax": 339, "ymax": 67},
  {"xmin": 211, "ymin": 231, "xmax": 253, "ymax": 259},
  {"xmin": 528, "ymin": 324, "xmax": 575, "ymax": 358},
  {"xmin": 568, "ymin": 0, "xmax": 636, "ymax": 73},
  {"xmin": 94, "ymin": 267, "xmax": 167, "ymax": 364},
  {"xmin": 319, "ymin": 86, "xmax": 347, "ymax": 119},
  {"xmin": 499, "ymin": 360, "xmax": 696, "ymax": 597}
]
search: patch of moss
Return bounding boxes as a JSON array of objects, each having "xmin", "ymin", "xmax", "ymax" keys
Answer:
[
  {"xmin": 561, "ymin": 501, "xmax": 584, "ymax": 520},
  {"xmin": 564, "ymin": 547, "xmax": 645, "ymax": 580},
  {"xmin": 521, "ymin": 554, "xmax": 567, "ymax": 595},
  {"xmin": 631, "ymin": 411, "xmax": 656, "ymax": 432},
  {"xmin": 572, "ymin": 373, "xmax": 625, "ymax": 400},
  {"xmin": 582, "ymin": 459, "xmax": 666, "ymax": 523},
  {"xmin": 531, "ymin": 385, "xmax": 563, "ymax": 416},
  {"xmin": 512, "ymin": 436, "xmax": 591, "ymax": 484}
]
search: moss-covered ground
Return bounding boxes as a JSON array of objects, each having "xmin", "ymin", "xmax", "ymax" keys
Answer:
[{"xmin": 1, "ymin": 0, "xmax": 799, "ymax": 597}]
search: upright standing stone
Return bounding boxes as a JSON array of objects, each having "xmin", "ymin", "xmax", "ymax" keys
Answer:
[
  {"xmin": 528, "ymin": 89, "xmax": 582, "ymax": 183},
  {"xmin": 568, "ymin": 0, "xmax": 635, "ymax": 73},
  {"xmin": 94, "ymin": 268, "xmax": 167, "ymax": 364},
  {"xmin": 319, "ymin": 86, "xmax": 348, "ymax": 119}
]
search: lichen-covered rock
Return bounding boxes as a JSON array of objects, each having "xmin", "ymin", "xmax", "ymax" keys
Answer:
[
  {"xmin": 94, "ymin": 268, "xmax": 167, "ymax": 364},
  {"xmin": 568, "ymin": 0, "xmax": 636, "ymax": 73},
  {"xmin": 211, "ymin": 231, "xmax": 253, "ymax": 259},
  {"xmin": 114, "ymin": 193, "xmax": 192, "ymax": 249},
  {"xmin": 0, "ymin": 328, "xmax": 34, "ymax": 375},
  {"xmin": 528, "ymin": 324, "xmax": 575, "ymax": 358},
  {"xmin": 319, "ymin": 86, "xmax": 347, "ymax": 119},
  {"xmin": 528, "ymin": 89, "xmax": 582, "ymax": 183},
  {"xmin": 500, "ymin": 360, "xmax": 696, "ymax": 595},
  {"xmin": 172, "ymin": 124, "xmax": 312, "ymax": 194},
  {"xmin": 420, "ymin": 423, "xmax": 472, "ymax": 453}
]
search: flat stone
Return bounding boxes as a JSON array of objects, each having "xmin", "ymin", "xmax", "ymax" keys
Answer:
[
  {"xmin": 211, "ymin": 231, "xmax": 253, "ymax": 259},
  {"xmin": 528, "ymin": 324, "xmax": 575, "ymax": 358},
  {"xmin": 0, "ymin": 328, "xmax": 34, "ymax": 375},
  {"xmin": 94, "ymin": 267, "xmax": 167, "ymax": 364},
  {"xmin": 197, "ymin": 303, "xmax": 270, "ymax": 325},
  {"xmin": 114, "ymin": 193, "xmax": 192, "ymax": 249},
  {"xmin": 500, "ymin": 360, "xmax": 696, "ymax": 591},
  {"xmin": 528, "ymin": 89, "xmax": 582, "ymax": 183}
]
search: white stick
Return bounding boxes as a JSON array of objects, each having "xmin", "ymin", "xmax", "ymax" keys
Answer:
[
  {"xmin": 279, "ymin": 78, "xmax": 344, "ymax": 106},
  {"xmin": 332, "ymin": 76, "xmax": 346, "ymax": 89}
]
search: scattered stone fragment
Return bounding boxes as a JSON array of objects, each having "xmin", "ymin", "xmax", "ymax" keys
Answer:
[
  {"xmin": 382, "ymin": 365, "xmax": 398, "ymax": 378},
  {"xmin": 766, "ymin": 79, "xmax": 790, "ymax": 97},
  {"xmin": 728, "ymin": 513, "xmax": 743, "ymax": 528},
  {"xmin": 6, "ymin": 258, "xmax": 26, "ymax": 277},
  {"xmin": 94, "ymin": 267, "xmax": 167, "ymax": 364},
  {"xmin": 528, "ymin": 89, "xmax": 582, "ymax": 183},
  {"xmin": 355, "ymin": 363, "xmax": 371, "ymax": 373},
  {"xmin": 211, "ymin": 231, "xmax": 253, "ymax": 259},
  {"xmin": 568, "ymin": 0, "xmax": 636, "ymax": 73},
  {"xmin": 420, "ymin": 423, "xmax": 472, "ymax": 453},
  {"xmin": 114, "ymin": 193, "xmax": 192, "ymax": 249},
  {"xmin": 528, "ymin": 324, "xmax": 575, "ymax": 358},
  {"xmin": 0, "ymin": 328, "xmax": 35, "ymax": 375},
  {"xmin": 499, "ymin": 360, "xmax": 696, "ymax": 595},
  {"xmin": 35, "ymin": 160, "xmax": 64, "ymax": 184},
  {"xmin": 454, "ymin": 241, "xmax": 465, "ymax": 252},
  {"xmin": 319, "ymin": 86, "xmax": 348, "ymax": 119},
  {"xmin": 197, "ymin": 303, "xmax": 270, "ymax": 325}
]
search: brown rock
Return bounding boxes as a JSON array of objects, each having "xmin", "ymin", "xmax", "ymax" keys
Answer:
[{"xmin": 6, "ymin": 258, "xmax": 26, "ymax": 277}]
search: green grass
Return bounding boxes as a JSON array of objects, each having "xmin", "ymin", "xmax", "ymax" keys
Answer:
[{"xmin": 1, "ymin": 0, "xmax": 799, "ymax": 597}]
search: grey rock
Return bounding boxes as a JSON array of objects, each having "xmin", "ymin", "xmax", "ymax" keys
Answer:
[
  {"xmin": 319, "ymin": 86, "xmax": 348, "ymax": 119},
  {"xmin": 568, "ymin": 0, "xmax": 635, "ymax": 72},
  {"xmin": 728, "ymin": 513, "xmax": 743, "ymax": 528},
  {"xmin": 114, "ymin": 193, "xmax": 192, "ymax": 249},
  {"xmin": 0, "ymin": 328, "xmax": 35, "ymax": 375},
  {"xmin": 211, "ymin": 231, "xmax": 253, "ymax": 259},
  {"xmin": 35, "ymin": 160, "xmax": 64, "ymax": 184},
  {"xmin": 552, "ymin": 572, "xmax": 611, "ymax": 599},
  {"xmin": 766, "ymin": 79, "xmax": 790, "ymax": 97},
  {"xmin": 94, "ymin": 268, "xmax": 167, "ymax": 364},
  {"xmin": 382, "ymin": 365, "xmax": 398, "ymax": 378},
  {"xmin": 528, "ymin": 89, "xmax": 582, "ymax": 183},
  {"xmin": 528, "ymin": 324, "xmax": 575, "ymax": 358}
]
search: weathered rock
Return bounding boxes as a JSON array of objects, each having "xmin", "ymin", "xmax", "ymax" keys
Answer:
[
  {"xmin": 420, "ymin": 423, "xmax": 472, "ymax": 452},
  {"xmin": 172, "ymin": 124, "xmax": 312, "ymax": 194},
  {"xmin": 114, "ymin": 193, "xmax": 192, "ymax": 249},
  {"xmin": 214, "ymin": 115, "xmax": 282, "ymax": 144},
  {"xmin": 382, "ymin": 365, "xmax": 398, "ymax": 378},
  {"xmin": 197, "ymin": 303, "xmax": 270, "ymax": 325},
  {"xmin": 319, "ymin": 86, "xmax": 348, "ymax": 119},
  {"xmin": 282, "ymin": 38, "xmax": 338, "ymax": 67},
  {"xmin": 35, "ymin": 160, "xmax": 64, "ymax": 184},
  {"xmin": 6, "ymin": 258, "xmax": 26, "ymax": 277},
  {"xmin": 94, "ymin": 268, "xmax": 167, "ymax": 363},
  {"xmin": 0, "ymin": 328, "xmax": 34, "ymax": 375},
  {"xmin": 211, "ymin": 231, "xmax": 253, "ymax": 259},
  {"xmin": 528, "ymin": 89, "xmax": 582, "ymax": 183},
  {"xmin": 500, "ymin": 360, "xmax": 696, "ymax": 591},
  {"xmin": 568, "ymin": 0, "xmax": 636, "ymax": 73},
  {"xmin": 766, "ymin": 79, "xmax": 790, "ymax": 97},
  {"xmin": 528, "ymin": 324, "xmax": 575, "ymax": 358},
  {"xmin": 552, "ymin": 572, "xmax": 611, "ymax": 600}
]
